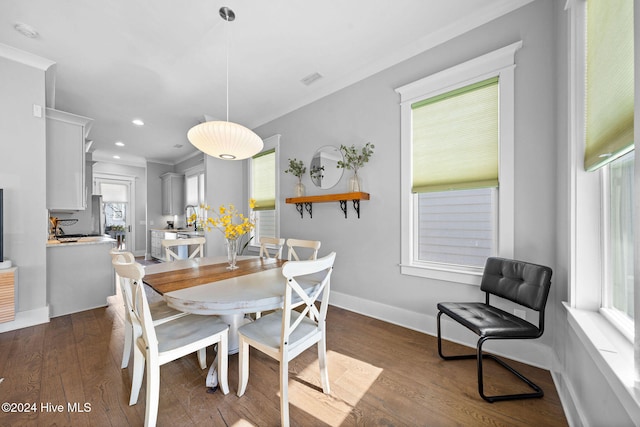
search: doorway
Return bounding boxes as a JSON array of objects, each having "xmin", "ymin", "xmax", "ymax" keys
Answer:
[{"xmin": 94, "ymin": 176, "xmax": 134, "ymax": 251}]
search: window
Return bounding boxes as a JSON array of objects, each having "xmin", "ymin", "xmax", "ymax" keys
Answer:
[
  {"xmin": 412, "ymin": 77, "xmax": 499, "ymax": 269},
  {"xmin": 396, "ymin": 43, "xmax": 519, "ymax": 284},
  {"xmin": 566, "ymin": 0, "xmax": 639, "ymax": 408},
  {"xmin": 249, "ymin": 135, "xmax": 280, "ymax": 246},
  {"xmin": 602, "ymin": 152, "xmax": 634, "ymax": 339},
  {"xmin": 185, "ymin": 169, "xmax": 205, "ymax": 207},
  {"xmin": 417, "ymin": 188, "xmax": 496, "ymax": 268},
  {"xmin": 582, "ymin": 0, "xmax": 635, "ymax": 336}
]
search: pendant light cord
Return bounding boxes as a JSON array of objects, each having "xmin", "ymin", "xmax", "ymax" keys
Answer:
[{"xmin": 225, "ymin": 13, "xmax": 230, "ymax": 122}]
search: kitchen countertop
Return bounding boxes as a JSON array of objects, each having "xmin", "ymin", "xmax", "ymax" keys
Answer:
[{"xmin": 47, "ymin": 236, "xmax": 116, "ymax": 247}]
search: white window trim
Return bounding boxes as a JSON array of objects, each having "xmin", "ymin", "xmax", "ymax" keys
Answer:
[
  {"xmin": 248, "ymin": 134, "xmax": 281, "ymax": 250},
  {"xmin": 565, "ymin": 0, "xmax": 640, "ymax": 414},
  {"xmin": 184, "ymin": 163, "xmax": 205, "ymax": 206},
  {"xmin": 94, "ymin": 172, "xmax": 136, "ymax": 252},
  {"xmin": 395, "ymin": 41, "xmax": 520, "ymax": 285}
]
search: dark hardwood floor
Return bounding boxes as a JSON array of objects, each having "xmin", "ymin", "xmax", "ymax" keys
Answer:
[{"xmin": 0, "ymin": 287, "xmax": 568, "ymax": 426}]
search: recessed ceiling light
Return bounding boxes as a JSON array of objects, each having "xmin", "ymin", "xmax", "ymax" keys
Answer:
[
  {"xmin": 115, "ymin": 141, "xmax": 125, "ymax": 147},
  {"xmin": 14, "ymin": 22, "xmax": 39, "ymax": 38},
  {"xmin": 113, "ymin": 155, "xmax": 121, "ymax": 159},
  {"xmin": 132, "ymin": 119, "xmax": 144, "ymax": 126}
]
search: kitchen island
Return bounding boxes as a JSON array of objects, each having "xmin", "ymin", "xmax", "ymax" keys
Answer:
[{"xmin": 46, "ymin": 236, "xmax": 116, "ymax": 317}]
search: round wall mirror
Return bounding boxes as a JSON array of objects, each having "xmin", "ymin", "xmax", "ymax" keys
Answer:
[{"xmin": 310, "ymin": 145, "xmax": 343, "ymax": 189}]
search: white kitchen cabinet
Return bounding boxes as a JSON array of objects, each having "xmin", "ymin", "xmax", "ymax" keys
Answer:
[
  {"xmin": 46, "ymin": 108, "xmax": 93, "ymax": 210},
  {"xmin": 151, "ymin": 230, "xmax": 167, "ymax": 260},
  {"xmin": 161, "ymin": 173, "xmax": 184, "ymax": 216}
]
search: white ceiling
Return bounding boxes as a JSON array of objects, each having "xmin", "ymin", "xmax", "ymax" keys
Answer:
[{"xmin": 1, "ymin": 0, "xmax": 532, "ymax": 165}]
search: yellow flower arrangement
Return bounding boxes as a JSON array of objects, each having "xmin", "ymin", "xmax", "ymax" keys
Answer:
[{"xmin": 193, "ymin": 199, "xmax": 256, "ymax": 240}]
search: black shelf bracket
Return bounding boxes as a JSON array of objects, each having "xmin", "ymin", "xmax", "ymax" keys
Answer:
[
  {"xmin": 339, "ymin": 200, "xmax": 348, "ymax": 218},
  {"xmin": 294, "ymin": 202, "xmax": 313, "ymax": 218},
  {"xmin": 338, "ymin": 199, "xmax": 361, "ymax": 218}
]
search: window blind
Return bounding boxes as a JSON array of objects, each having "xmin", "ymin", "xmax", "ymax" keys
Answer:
[
  {"xmin": 252, "ymin": 149, "xmax": 276, "ymax": 210},
  {"xmin": 585, "ymin": 0, "xmax": 634, "ymax": 171},
  {"xmin": 99, "ymin": 182, "xmax": 128, "ymax": 202},
  {"xmin": 185, "ymin": 175, "xmax": 199, "ymax": 206},
  {"xmin": 411, "ymin": 77, "xmax": 499, "ymax": 193}
]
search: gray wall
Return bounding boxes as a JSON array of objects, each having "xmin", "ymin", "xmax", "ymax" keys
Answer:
[
  {"xmin": 202, "ymin": 155, "xmax": 246, "ymax": 257},
  {"xmin": 253, "ymin": 0, "xmax": 557, "ymax": 359},
  {"xmin": 0, "ymin": 54, "xmax": 50, "ymax": 329},
  {"xmin": 175, "ymin": 152, "xmax": 205, "ymax": 174}
]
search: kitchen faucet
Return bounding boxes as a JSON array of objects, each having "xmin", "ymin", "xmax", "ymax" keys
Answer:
[{"xmin": 185, "ymin": 205, "xmax": 197, "ymax": 230}]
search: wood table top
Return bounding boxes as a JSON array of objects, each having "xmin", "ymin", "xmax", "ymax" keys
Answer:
[{"xmin": 143, "ymin": 257, "xmax": 286, "ymax": 295}]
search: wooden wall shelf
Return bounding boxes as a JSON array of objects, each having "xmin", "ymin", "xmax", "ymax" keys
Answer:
[{"xmin": 285, "ymin": 192, "xmax": 370, "ymax": 218}]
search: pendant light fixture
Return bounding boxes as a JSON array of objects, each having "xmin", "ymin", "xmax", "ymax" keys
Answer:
[{"xmin": 187, "ymin": 6, "xmax": 263, "ymax": 160}]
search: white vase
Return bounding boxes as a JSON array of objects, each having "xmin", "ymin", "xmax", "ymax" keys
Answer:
[
  {"xmin": 349, "ymin": 172, "xmax": 361, "ymax": 192},
  {"xmin": 295, "ymin": 181, "xmax": 305, "ymax": 197}
]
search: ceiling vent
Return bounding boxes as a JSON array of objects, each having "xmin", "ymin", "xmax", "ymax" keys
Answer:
[
  {"xmin": 301, "ymin": 72, "xmax": 323, "ymax": 86},
  {"xmin": 14, "ymin": 22, "xmax": 39, "ymax": 38}
]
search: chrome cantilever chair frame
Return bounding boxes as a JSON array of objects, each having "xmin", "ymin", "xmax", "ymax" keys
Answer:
[{"xmin": 436, "ymin": 257, "xmax": 552, "ymax": 403}]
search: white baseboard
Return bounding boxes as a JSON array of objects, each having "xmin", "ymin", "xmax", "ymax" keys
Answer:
[
  {"xmin": 0, "ymin": 305, "xmax": 50, "ymax": 333},
  {"xmin": 329, "ymin": 290, "xmax": 552, "ymax": 370},
  {"xmin": 550, "ymin": 369, "xmax": 582, "ymax": 427}
]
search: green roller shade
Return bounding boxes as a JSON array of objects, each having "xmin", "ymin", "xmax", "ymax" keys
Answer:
[
  {"xmin": 411, "ymin": 77, "xmax": 499, "ymax": 193},
  {"xmin": 252, "ymin": 149, "xmax": 276, "ymax": 210},
  {"xmin": 585, "ymin": 0, "xmax": 634, "ymax": 171}
]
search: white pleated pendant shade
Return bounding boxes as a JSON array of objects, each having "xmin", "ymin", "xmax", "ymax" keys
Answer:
[{"xmin": 187, "ymin": 120, "xmax": 264, "ymax": 160}]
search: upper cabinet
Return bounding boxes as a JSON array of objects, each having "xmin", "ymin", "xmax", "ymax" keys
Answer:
[
  {"xmin": 161, "ymin": 172, "xmax": 185, "ymax": 216},
  {"xmin": 46, "ymin": 108, "xmax": 93, "ymax": 211}
]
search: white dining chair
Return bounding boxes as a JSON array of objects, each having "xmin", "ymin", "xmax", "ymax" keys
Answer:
[
  {"xmin": 286, "ymin": 238, "xmax": 321, "ymax": 261},
  {"xmin": 110, "ymin": 249, "xmax": 188, "ymax": 369},
  {"xmin": 237, "ymin": 252, "xmax": 336, "ymax": 427},
  {"xmin": 113, "ymin": 260, "xmax": 229, "ymax": 427},
  {"xmin": 161, "ymin": 236, "xmax": 205, "ymax": 261},
  {"xmin": 259, "ymin": 236, "xmax": 285, "ymax": 259},
  {"xmin": 252, "ymin": 236, "xmax": 287, "ymax": 320}
]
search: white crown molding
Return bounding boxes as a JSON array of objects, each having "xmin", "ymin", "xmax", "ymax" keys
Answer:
[{"xmin": 0, "ymin": 43, "xmax": 55, "ymax": 70}]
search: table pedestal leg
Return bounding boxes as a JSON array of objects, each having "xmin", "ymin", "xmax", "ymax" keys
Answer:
[
  {"xmin": 220, "ymin": 313, "xmax": 252, "ymax": 355},
  {"xmin": 206, "ymin": 313, "xmax": 252, "ymax": 390}
]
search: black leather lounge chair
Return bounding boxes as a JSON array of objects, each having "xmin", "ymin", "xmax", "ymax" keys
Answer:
[{"xmin": 436, "ymin": 257, "xmax": 552, "ymax": 402}]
